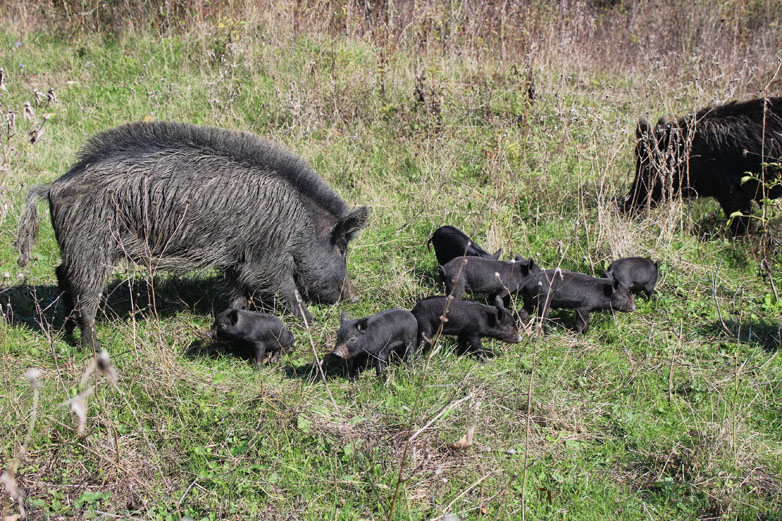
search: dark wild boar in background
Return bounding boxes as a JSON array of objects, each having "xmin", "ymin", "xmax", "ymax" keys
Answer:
[
  {"xmin": 330, "ymin": 309, "xmax": 418, "ymax": 379},
  {"xmin": 427, "ymin": 225, "xmax": 501, "ymax": 266},
  {"xmin": 519, "ymin": 269, "xmax": 635, "ymax": 334},
  {"xmin": 209, "ymin": 308, "xmax": 295, "ymax": 367},
  {"xmin": 623, "ymin": 97, "xmax": 782, "ymax": 234},
  {"xmin": 605, "ymin": 257, "xmax": 658, "ymax": 298},
  {"xmin": 412, "ymin": 296, "xmax": 521, "ymax": 359},
  {"xmin": 16, "ymin": 121, "xmax": 369, "ymax": 348}
]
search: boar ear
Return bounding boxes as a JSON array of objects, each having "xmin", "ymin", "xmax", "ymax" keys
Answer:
[
  {"xmin": 356, "ymin": 318, "xmax": 369, "ymax": 332},
  {"xmin": 493, "ymin": 296, "xmax": 508, "ymax": 319},
  {"xmin": 636, "ymin": 118, "xmax": 650, "ymax": 138},
  {"xmin": 333, "ymin": 206, "xmax": 370, "ymax": 243},
  {"xmin": 228, "ymin": 308, "xmax": 239, "ymax": 324},
  {"xmin": 611, "ymin": 275, "xmax": 622, "ymax": 293},
  {"xmin": 603, "ymin": 272, "xmax": 616, "ymax": 295}
]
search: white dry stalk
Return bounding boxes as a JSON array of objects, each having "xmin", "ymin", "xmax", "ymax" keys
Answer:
[{"xmin": 61, "ymin": 386, "xmax": 95, "ymax": 436}]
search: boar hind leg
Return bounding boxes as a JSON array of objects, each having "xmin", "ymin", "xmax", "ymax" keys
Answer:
[
  {"xmin": 574, "ymin": 309, "xmax": 590, "ymax": 335},
  {"xmin": 459, "ymin": 333, "xmax": 491, "ymax": 359},
  {"xmin": 402, "ymin": 336, "xmax": 417, "ymax": 360},
  {"xmin": 58, "ymin": 261, "xmax": 109, "ymax": 349},
  {"xmin": 448, "ymin": 276, "xmax": 467, "ymax": 299},
  {"xmin": 55, "ymin": 264, "xmax": 76, "ymax": 336},
  {"xmin": 416, "ymin": 323, "xmax": 434, "ymax": 352},
  {"xmin": 720, "ymin": 198, "xmax": 752, "ymax": 235}
]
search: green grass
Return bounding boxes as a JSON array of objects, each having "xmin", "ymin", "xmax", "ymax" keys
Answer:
[{"xmin": 1, "ymin": 8, "xmax": 782, "ymax": 521}]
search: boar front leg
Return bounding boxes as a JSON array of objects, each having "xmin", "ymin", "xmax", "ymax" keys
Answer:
[
  {"xmin": 252, "ymin": 342, "xmax": 268, "ymax": 368},
  {"xmin": 374, "ymin": 348, "xmax": 390, "ymax": 377},
  {"xmin": 279, "ymin": 277, "xmax": 313, "ymax": 324},
  {"xmin": 224, "ymin": 268, "xmax": 248, "ymax": 309}
]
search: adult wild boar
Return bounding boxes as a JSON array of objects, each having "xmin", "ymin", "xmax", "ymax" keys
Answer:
[
  {"xmin": 623, "ymin": 97, "xmax": 782, "ymax": 234},
  {"xmin": 17, "ymin": 121, "xmax": 369, "ymax": 347}
]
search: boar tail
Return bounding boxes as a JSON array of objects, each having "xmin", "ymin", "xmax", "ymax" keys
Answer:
[
  {"xmin": 436, "ymin": 264, "xmax": 446, "ymax": 284},
  {"xmin": 16, "ymin": 184, "xmax": 51, "ymax": 267}
]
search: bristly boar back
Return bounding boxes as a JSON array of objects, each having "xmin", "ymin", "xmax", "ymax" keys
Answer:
[
  {"xmin": 17, "ymin": 121, "xmax": 369, "ymax": 347},
  {"xmin": 623, "ymin": 97, "xmax": 782, "ymax": 235}
]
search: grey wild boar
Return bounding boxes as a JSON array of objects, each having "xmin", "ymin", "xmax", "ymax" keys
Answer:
[
  {"xmin": 16, "ymin": 121, "xmax": 369, "ymax": 347},
  {"xmin": 427, "ymin": 225, "xmax": 501, "ymax": 266},
  {"xmin": 411, "ymin": 296, "xmax": 521, "ymax": 359},
  {"xmin": 623, "ymin": 97, "xmax": 782, "ymax": 235},
  {"xmin": 438, "ymin": 255, "xmax": 540, "ymax": 302},
  {"xmin": 519, "ymin": 269, "xmax": 635, "ymax": 334},
  {"xmin": 330, "ymin": 309, "xmax": 418, "ymax": 379},
  {"xmin": 605, "ymin": 257, "xmax": 658, "ymax": 298},
  {"xmin": 209, "ymin": 308, "xmax": 295, "ymax": 367}
]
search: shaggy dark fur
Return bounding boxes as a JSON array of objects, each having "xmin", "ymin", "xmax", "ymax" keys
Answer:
[
  {"xmin": 623, "ymin": 97, "xmax": 782, "ymax": 234},
  {"xmin": 17, "ymin": 121, "xmax": 369, "ymax": 347}
]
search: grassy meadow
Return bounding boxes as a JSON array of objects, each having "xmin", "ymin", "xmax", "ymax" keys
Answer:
[{"xmin": 1, "ymin": 1, "xmax": 781, "ymax": 519}]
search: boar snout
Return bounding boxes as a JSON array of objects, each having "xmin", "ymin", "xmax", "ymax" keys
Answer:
[
  {"xmin": 332, "ymin": 344, "xmax": 349, "ymax": 359},
  {"xmin": 340, "ymin": 277, "xmax": 360, "ymax": 303}
]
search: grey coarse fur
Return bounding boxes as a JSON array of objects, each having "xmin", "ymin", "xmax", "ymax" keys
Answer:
[{"xmin": 17, "ymin": 121, "xmax": 369, "ymax": 347}]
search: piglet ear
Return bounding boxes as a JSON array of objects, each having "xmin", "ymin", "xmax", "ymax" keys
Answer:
[
  {"xmin": 228, "ymin": 309, "xmax": 239, "ymax": 324},
  {"xmin": 492, "ymin": 248, "xmax": 502, "ymax": 259},
  {"xmin": 611, "ymin": 275, "xmax": 622, "ymax": 293},
  {"xmin": 356, "ymin": 318, "xmax": 369, "ymax": 333},
  {"xmin": 333, "ymin": 206, "xmax": 370, "ymax": 243},
  {"xmin": 603, "ymin": 272, "xmax": 616, "ymax": 296},
  {"xmin": 493, "ymin": 296, "xmax": 508, "ymax": 320},
  {"xmin": 340, "ymin": 310, "xmax": 348, "ymax": 324}
]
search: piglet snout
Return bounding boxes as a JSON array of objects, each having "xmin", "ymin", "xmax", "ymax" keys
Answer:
[{"xmin": 332, "ymin": 344, "xmax": 349, "ymax": 359}]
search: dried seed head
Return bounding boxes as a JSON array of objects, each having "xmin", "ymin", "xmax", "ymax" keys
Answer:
[
  {"xmin": 47, "ymin": 88, "xmax": 58, "ymax": 104},
  {"xmin": 29, "ymin": 127, "xmax": 44, "ymax": 144},
  {"xmin": 23, "ymin": 101, "xmax": 35, "ymax": 121},
  {"xmin": 62, "ymin": 387, "xmax": 94, "ymax": 436},
  {"xmin": 25, "ymin": 367, "xmax": 42, "ymax": 390},
  {"xmin": 33, "ymin": 87, "xmax": 43, "ymax": 105},
  {"xmin": 96, "ymin": 349, "xmax": 118, "ymax": 385},
  {"xmin": 1, "ymin": 461, "xmax": 20, "ymax": 499}
]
